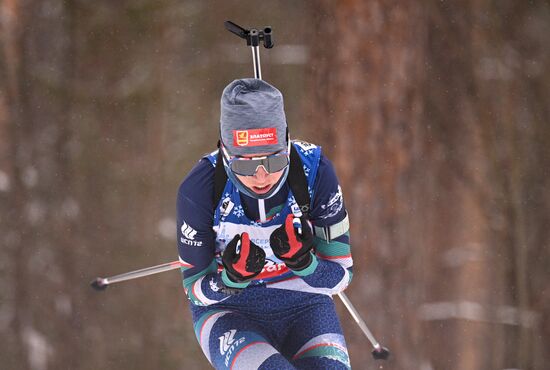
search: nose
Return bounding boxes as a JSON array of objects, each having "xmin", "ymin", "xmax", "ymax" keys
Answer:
[{"xmin": 254, "ymin": 165, "xmax": 268, "ymax": 180}]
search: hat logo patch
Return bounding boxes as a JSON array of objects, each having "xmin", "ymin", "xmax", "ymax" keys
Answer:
[
  {"xmin": 233, "ymin": 128, "xmax": 278, "ymax": 147},
  {"xmin": 235, "ymin": 131, "xmax": 249, "ymax": 146}
]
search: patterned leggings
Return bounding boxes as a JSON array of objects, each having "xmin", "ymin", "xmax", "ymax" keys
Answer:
[{"xmin": 191, "ymin": 290, "xmax": 351, "ymax": 369}]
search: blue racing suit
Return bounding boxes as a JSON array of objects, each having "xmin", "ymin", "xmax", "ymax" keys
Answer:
[{"xmin": 177, "ymin": 141, "xmax": 353, "ymax": 369}]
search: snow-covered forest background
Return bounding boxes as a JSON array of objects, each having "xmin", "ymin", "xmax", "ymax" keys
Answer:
[{"xmin": 1, "ymin": 1, "xmax": 549, "ymax": 369}]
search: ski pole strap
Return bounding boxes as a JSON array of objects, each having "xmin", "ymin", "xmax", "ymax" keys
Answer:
[{"xmin": 313, "ymin": 213, "xmax": 350, "ymax": 242}]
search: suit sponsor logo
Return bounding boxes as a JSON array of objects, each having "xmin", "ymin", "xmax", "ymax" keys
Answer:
[
  {"xmin": 209, "ymin": 277, "xmax": 221, "ymax": 292},
  {"xmin": 261, "ymin": 259, "xmax": 286, "ymax": 274},
  {"xmin": 320, "ymin": 185, "xmax": 344, "ymax": 219},
  {"xmin": 180, "ymin": 222, "xmax": 202, "ymax": 246},
  {"xmin": 220, "ymin": 197, "xmax": 234, "ymax": 218},
  {"xmin": 257, "ymin": 259, "xmax": 289, "ymax": 279},
  {"xmin": 294, "ymin": 140, "xmax": 317, "ymax": 151},
  {"xmin": 219, "ymin": 330, "xmax": 236, "ymax": 355},
  {"xmin": 218, "ymin": 232, "xmax": 270, "ymax": 249},
  {"xmin": 219, "ymin": 330, "xmax": 246, "ymax": 366}
]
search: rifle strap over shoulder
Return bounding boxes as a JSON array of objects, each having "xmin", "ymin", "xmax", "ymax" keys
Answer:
[
  {"xmin": 288, "ymin": 144, "xmax": 311, "ymax": 215},
  {"xmin": 213, "ymin": 141, "xmax": 228, "ymax": 208}
]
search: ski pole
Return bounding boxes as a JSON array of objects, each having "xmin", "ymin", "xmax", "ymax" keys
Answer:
[
  {"xmin": 290, "ymin": 219, "xmax": 390, "ymax": 360},
  {"xmin": 90, "ymin": 260, "xmax": 181, "ymax": 290},
  {"xmin": 337, "ymin": 292, "xmax": 390, "ymax": 360}
]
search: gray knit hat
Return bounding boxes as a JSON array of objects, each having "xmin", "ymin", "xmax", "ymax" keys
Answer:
[{"xmin": 220, "ymin": 78, "xmax": 287, "ymax": 156}]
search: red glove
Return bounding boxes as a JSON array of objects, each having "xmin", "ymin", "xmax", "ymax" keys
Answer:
[
  {"xmin": 222, "ymin": 233, "xmax": 265, "ymax": 287},
  {"xmin": 270, "ymin": 214, "xmax": 314, "ymax": 271}
]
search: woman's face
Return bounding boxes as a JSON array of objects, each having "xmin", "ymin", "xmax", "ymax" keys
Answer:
[{"xmin": 234, "ymin": 152, "xmax": 285, "ymax": 195}]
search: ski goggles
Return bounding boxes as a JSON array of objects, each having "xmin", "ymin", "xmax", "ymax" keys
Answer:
[{"xmin": 221, "ymin": 142, "xmax": 290, "ymax": 176}]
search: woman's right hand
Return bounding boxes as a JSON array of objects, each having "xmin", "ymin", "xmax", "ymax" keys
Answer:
[{"xmin": 221, "ymin": 232, "xmax": 266, "ymax": 287}]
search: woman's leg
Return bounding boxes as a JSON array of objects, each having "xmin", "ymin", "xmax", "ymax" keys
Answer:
[
  {"xmin": 282, "ymin": 297, "xmax": 351, "ymax": 370},
  {"xmin": 194, "ymin": 309, "xmax": 296, "ymax": 370}
]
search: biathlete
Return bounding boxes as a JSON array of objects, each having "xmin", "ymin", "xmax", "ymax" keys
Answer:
[{"xmin": 177, "ymin": 78, "xmax": 353, "ymax": 369}]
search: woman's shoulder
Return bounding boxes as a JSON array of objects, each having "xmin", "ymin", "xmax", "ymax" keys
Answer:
[{"xmin": 178, "ymin": 158, "xmax": 216, "ymax": 201}]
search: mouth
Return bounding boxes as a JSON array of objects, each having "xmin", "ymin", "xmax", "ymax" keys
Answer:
[{"xmin": 252, "ymin": 184, "xmax": 273, "ymax": 194}]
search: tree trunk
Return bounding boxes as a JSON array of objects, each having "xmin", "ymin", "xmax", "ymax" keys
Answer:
[{"xmin": 306, "ymin": 1, "xmax": 550, "ymax": 369}]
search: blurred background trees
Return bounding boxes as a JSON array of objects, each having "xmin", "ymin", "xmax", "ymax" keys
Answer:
[{"xmin": 1, "ymin": 1, "xmax": 548, "ymax": 369}]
